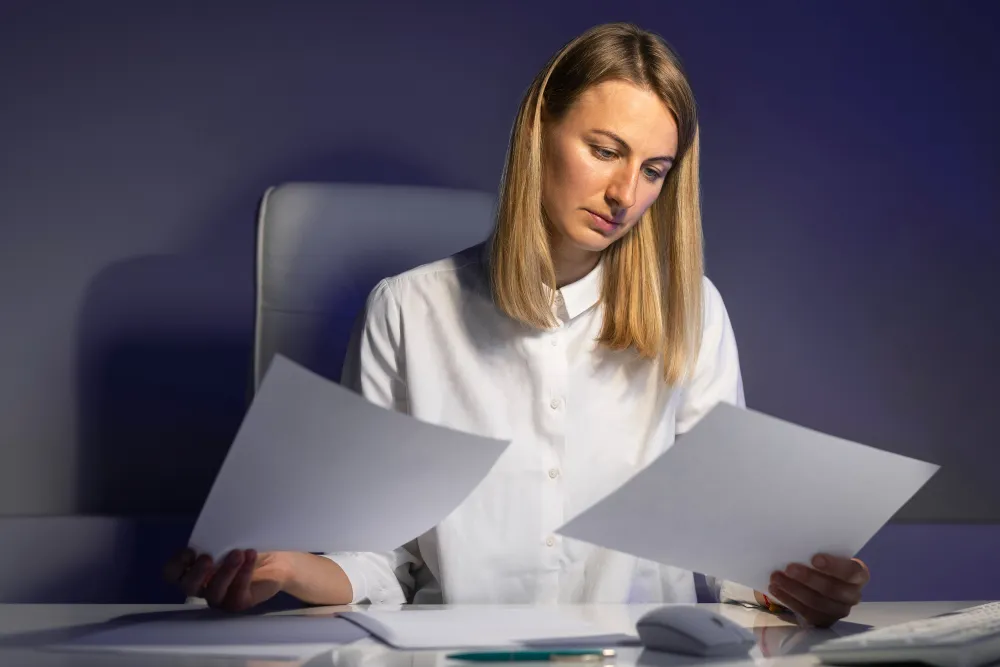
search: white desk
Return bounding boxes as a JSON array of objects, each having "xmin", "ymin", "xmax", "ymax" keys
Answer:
[{"xmin": 0, "ymin": 601, "xmax": 985, "ymax": 667}]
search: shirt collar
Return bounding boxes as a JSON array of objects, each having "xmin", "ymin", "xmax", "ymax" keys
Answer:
[
  {"xmin": 479, "ymin": 239, "xmax": 603, "ymax": 320},
  {"xmin": 548, "ymin": 259, "xmax": 603, "ymax": 320}
]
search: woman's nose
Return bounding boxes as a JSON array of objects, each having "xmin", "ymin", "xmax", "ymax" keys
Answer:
[{"xmin": 605, "ymin": 167, "xmax": 639, "ymax": 211}]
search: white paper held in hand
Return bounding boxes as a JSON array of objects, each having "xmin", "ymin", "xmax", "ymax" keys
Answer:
[
  {"xmin": 189, "ymin": 355, "xmax": 511, "ymax": 561},
  {"xmin": 555, "ymin": 403, "xmax": 940, "ymax": 595}
]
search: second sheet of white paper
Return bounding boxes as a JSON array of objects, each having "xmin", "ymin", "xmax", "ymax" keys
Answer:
[{"xmin": 556, "ymin": 403, "xmax": 939, "ymax": 594}]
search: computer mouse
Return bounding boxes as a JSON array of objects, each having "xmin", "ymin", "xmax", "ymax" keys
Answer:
[{"xmin": 635, "ymin": 605, "xmax": 757, "ymax": 657}]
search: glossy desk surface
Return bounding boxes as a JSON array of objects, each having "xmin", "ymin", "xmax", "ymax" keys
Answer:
[{"xmin": 0, "ymin": 601, "xmax": 985, "ymax": 667}]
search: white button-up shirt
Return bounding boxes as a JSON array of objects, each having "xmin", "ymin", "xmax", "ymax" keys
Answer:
[{"xmin": 323, "ymin": 243, "xmax": 755, "ymax": 606}]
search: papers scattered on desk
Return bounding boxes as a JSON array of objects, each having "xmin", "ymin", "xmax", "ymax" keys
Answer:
[
  {"xmin": 556, "ymin": 402, "xmax": 939, "ymax": 596},
  {"xmin": 339, "ymin": 608, "xmax": 639, "ymax": 649},
  {"xmin": 189, "ymin": 355, "xmax": 511, "ymax": 561},
  {"xmin": 49, "ymin": 613, "xmax": 367, "ymax": 659}
]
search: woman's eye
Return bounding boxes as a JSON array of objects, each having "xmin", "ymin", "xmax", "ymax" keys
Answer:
[
  {"xmin": 643, "ymin": 167, "xmax": 664, "ymax": 180},
  {"xmin": 593, "ymin": 147, "xmax": 616, "ymax": 160}
]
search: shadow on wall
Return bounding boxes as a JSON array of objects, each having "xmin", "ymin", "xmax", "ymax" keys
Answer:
[
  {"xmin": 298, "ymin": 249, "xmax": 428, "ymax": 390},
  {"xmin": 74, "ymin": 146, "xmax": 461, "ymax": 518}
]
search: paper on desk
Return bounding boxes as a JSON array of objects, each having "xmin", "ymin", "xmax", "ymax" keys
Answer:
[
  {"xmin": 555, "ymin": 402, "xmax": 939, "ymax": 595},
  {"xmin": 339, "ymin": 608, "xmax": 639, "ymax": 649},
  {"xmin": 50, "ymin": 614, "xmax": 367, "ymax": 659},
  {"xmin": 189, "ymin": 355, "xmax": 511, "ymax": 560}
]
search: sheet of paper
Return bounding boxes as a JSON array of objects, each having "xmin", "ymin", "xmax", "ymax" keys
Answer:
[
  {"xmin": 189, "ymin": 355, "xmax": 511, "ymax": 560},
  {"xmin": 555, "ymin": 402, "xmax": 940, "ymax": 595},
  {"xmin": 49, "ymin": 614, "xmax": 367, "ymax": 659},
  {"xmin": 339, "ymin": 608, "xmax": 639, "ymax": 649}
]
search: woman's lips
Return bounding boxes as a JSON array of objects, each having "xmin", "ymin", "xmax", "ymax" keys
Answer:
[{"xmin": 587, "ymin": 210, "xmax": 620, "ymax": 233}]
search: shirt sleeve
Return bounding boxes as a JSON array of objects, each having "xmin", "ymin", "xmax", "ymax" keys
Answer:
[
  {"xmin": 674, "ymin": 277, "xmax": 763, "ymax": 608},
  {"xmin": 319, "ymin": 279, "xmax": 424, "ymax": 604},
  {"xmin": 675, "ymin": 276, "xmax": 745, "ymax": 434}
]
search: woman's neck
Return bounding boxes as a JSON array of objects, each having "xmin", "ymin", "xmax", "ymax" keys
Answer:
[{"xmin": 550, "ymin": 241, "xmax": 600, "ymax": 288}]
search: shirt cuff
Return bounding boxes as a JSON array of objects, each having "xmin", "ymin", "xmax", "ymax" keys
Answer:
[{"xmin": 320, "ymin": 553, "xmax": 369, "ymax": 604}]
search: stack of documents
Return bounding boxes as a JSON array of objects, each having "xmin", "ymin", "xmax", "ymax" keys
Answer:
[
  {"xmin": 338, "ymin": 608, "xmax": 639, "ymax": 649},
  {"xmin": 50, "ymin": 612, "xmax": 368, "ymax": 658},
  {"xmin": 189, "ymin": 355, "xmax": 511, "ymax": 560}
]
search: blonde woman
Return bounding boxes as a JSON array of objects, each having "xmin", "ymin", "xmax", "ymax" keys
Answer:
[{"xmin": 165, "ymin": 22, "xmax": 870, "ymax": 627}]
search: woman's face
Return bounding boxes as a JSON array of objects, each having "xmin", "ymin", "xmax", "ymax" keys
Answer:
[{"xmin": 541, "ymin": 79, "xmax": 678, "ymax": 255}]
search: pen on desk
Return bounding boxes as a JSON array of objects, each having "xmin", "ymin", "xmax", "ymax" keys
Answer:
[{"xmin": 447, "ymin": 649, "xmax": 616, "ymax": 662}]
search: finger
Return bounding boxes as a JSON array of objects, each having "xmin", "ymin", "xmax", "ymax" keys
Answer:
[
  {"xmin": 768, "ymin": 582, "xmax": 821, "ymax": 627},
  {"xmin": 784, "ymin": 563, "xmax": 863, "ymax": 606},
  {"xmin": 204, "ymin": 551, "xmax": 244, "ymax": 607},
  {"xmin": 771, "ymin": 572, "xmax": 851, "ymax": 626},
  {"xmin": 162, "ymin": 548, "xmax": 196, "ymax": 583},
  {"xmin": 222, "ymin": 550, "xmax": 258, "ymax": 612},
  {"xmin": 180, "ymin": 554, "xmax": 214, "ymax": 597},
  {"xmin": 810, "ymin": 554, "xmax": 869, "ymax": 585}
]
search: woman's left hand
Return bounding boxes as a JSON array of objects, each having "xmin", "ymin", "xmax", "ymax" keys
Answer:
[{"xmin": 767, "ymin": 554, "xmax": 870, "ymax": 627}]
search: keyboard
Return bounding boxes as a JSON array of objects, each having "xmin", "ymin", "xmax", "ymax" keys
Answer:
[{"xmin": 810, "ymin": 601, "xmax": 1000, "ymax": 667}]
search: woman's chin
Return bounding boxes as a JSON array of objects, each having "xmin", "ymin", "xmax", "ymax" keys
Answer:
[
  {"xmin": 571, "ymin": 226, "xmax": 619, "ymax": 251},
  {"xmin": 549, "ymin": 222, "xmax": 621, "ymax": 254}
]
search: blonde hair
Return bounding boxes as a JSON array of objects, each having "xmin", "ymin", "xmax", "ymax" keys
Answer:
[{"xmin": 489, "ymin": 22, "xmax": 704, "ymax": 386}]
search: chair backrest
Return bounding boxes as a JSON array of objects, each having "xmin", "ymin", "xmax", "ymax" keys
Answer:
[{"xmin": 253, "ymin": 182, "xmax": 497, "ymax": 389}]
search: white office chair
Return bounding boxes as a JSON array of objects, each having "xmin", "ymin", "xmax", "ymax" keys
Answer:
[{"xmin": 252, "ymin": 182, "xmax": 497, "ymax": 390}]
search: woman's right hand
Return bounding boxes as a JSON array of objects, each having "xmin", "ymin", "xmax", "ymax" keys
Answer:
[{"xmin": 162, "ymin": 547, "xmax": 290, "ymax": 612}]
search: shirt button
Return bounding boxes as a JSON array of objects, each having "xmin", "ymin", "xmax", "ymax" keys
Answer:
[
  {"xmin": 550, "ymin": 338, "xmax": 558, "ymax": 347},
  {"xmin": 546, "ymin": 536, "xmax": 556, "ymax": 547},
  {"xmin": 549, "ymin": 398, "xmax": 562, "ymax": 410},
  {"xmin": 548, "ymin": 468, "xmax": 560, "ymax": 479}
]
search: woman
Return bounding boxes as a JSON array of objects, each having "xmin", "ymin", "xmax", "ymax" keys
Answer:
[{"xmin": 164, "ymin": 22, "xmax": 870, "ymax": 627}]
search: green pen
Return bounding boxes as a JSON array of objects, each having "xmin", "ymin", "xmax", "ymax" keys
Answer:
[{"xmin": 447, "ymin": 649, "xmax": 616, "ymax": 662}]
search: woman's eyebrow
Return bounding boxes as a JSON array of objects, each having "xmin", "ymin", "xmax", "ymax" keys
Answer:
[{"xmin": 591, "ymin": 128, "xmax": 675, "ymax": 163}]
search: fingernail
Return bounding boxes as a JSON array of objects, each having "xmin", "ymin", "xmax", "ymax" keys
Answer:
[
  {"xmin": 787, "ymin": 565, "xmax": 804, "ymax": 578},
  {"xmin": 850, "ymin": 573, "xmax": 865, "ymax": 584},
  {"xmin": 813, "ymin": 555, "xmax": 827, "ymax": 568}
]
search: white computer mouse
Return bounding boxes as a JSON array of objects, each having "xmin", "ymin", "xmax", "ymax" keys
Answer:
[{"xmin": 636, "ymin": 605, "xmax": 757, "ymax": 657}]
